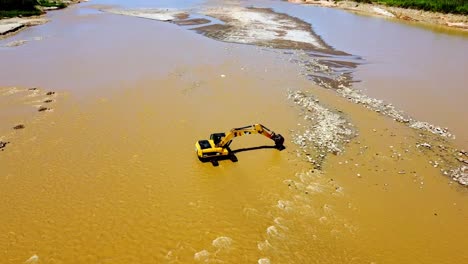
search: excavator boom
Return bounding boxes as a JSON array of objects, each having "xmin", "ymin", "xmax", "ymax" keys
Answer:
[
  {"xmin": 217, "ymin": 124, "xmax": 283, "ymax": 147},
  {"xmin": 195, "ymin": 124, "xmax": 284, "ymax": 163}
]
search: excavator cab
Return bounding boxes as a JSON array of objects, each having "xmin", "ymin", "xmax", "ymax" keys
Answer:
[
  {"xmin": 195, "ymin": 124, "xmax": 284, "ymax": 164},
  {"xmin": 210, "ymin": 133, "xmax": 226, "ymax": 145}
]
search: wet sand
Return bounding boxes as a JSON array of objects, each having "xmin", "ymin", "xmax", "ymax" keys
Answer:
[
  {"xmin": 0, "ymin": 16, "xmax": 48, "ymax": 41},
  {"xmin": 0, "ymin": 1, "xmax": 467, "ymax": 264}
]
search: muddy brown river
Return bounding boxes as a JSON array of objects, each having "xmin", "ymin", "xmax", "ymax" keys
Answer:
[{"xmin": 1, "ymin": 1, "xmax": 467, "ymax": 263}]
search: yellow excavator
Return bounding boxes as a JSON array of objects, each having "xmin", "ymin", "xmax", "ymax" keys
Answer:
[{"xmin": 195, "ymin": 124, "xmax": 284, "ymax": 164}]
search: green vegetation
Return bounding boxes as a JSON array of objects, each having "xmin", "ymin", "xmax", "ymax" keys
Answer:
[
  {"xmin": 0, "ymin": 0, "xmax": 68, "ymax": 19},
  {"xmin": 352, "ymin": 0, "xmax": 468, "ymax": 15},
  {"xmin": 37, "ymin": 0, "xmax": 67, "ymax": 9}
]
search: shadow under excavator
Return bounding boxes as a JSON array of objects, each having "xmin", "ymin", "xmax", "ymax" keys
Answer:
[
  {"xmin": 231, "ymin": 144, "xmax": 286, "ymax": 154},
  {"xmin": 201, "ymin": 144, "xmax": 286, "ymax": 167}
]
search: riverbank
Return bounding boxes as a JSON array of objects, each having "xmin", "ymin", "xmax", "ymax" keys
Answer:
[
  {"xmin": 0, "ymin": 16, "xmax": 48, "ymax": 39},
  {"xmin": 0, "ymin": 0, "xmax": 85, "ymax": 39},
  {"xmin": 287, "ymin": 0, "xmax": 468, "ymax": 30}
]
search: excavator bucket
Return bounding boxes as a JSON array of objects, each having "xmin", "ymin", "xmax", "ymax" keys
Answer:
[{"xmin": 272, "ymin": 134, "xmax": 285, "ymax": 148}]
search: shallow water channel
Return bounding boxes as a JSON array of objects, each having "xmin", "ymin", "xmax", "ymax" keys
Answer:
[{"xmin": 0, "ymin": 1, "xmax": 467, "ymax": 263}]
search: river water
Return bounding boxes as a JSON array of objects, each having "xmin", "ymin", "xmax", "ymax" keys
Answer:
[
  {"xmin": 249, "ymin": 0, "xmax": 468, "ymax": 148},
  {"xmin": 0, "ymin": 1, "xmax": 467, "ymax": 263}
]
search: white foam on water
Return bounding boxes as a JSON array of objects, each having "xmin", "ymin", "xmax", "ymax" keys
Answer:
[
  {"xmin": 266, "ymin": 225, "xmax": 279, "ymax": 237},
  {"xmin": 212, "ymin": 236, "xmax": 233, "ymax": 250},
  {"xmin": 194, "ymin": 249, "xmax": 210, "ymax": 262},
  {"xmin": 319, "ymin": 216, "xmax": 328, "ymax": 224},
  {"xmin": 106, "ymin": 9, "xmax": 185, "ymax": 21},
  {"xmin": 258, "ymin": 258, "xmax": 271, "ymax": 264},
  {"xmin": 277, "ymin": 200, "xmax": 293, "ymax": 211},
  {"xmin": 257, "ymin": 239, "xmax": 273, "ymax": 251},
  {"xmin": 25, "ymin": 255, "xmax": 39, "ymax": 263},
  {"xmin": 273, "ymin": 217, "xmax": 288, "ymax": 230},
  {"xmin": 323, "ymin": 204, "xmax": 333, "ymax": 214}
]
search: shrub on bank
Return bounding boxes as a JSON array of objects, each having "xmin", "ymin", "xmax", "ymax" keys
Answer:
[
  {"xmin": 37, "ymin": 0, "xmax": 67, "ymax": 9},
  {"xmin": 351, "ymin": 0, "xmax": 468, "ymax": 15},
  {"xmin": 0, "ymin": 0, "xmax": 68, "ymax": 18}
]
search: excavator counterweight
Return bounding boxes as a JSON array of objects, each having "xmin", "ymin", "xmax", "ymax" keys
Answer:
[{"xmin": 195, "ymin": 124, "xmax": 284, "ymax": 163}]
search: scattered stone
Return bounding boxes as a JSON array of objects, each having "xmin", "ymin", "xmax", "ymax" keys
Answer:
[
  {"xmin": 28, "ymin": 87, "xmax": 38, "ymax": 91},
  {"xmin": 335, "ymin": 85, "xmax": 454, "ymax": 139},
  {"xmin": 44, "ymin": 99, "xmax": 53, "ymax": 103},
  {"xmin": 446, "ymin": 166, "xmax": 468, "ymax": 186},
  {"xmin": 288, "ymin": 90, "xmax": 355, "ymax": 163},
  {"xmin": 13, "ymin": 124, "xmax": 25, "ymax": 130},
  {"xmin": 417, "ymin": 142, "xmax": 432, "ymax": 149},
  {"xmin": 410, "ymin": 122, "xmax": 453, "ymax": 138},
  {"xmin": 38, "ymin": 106, "xmax": 50, "ymax": 112},
  {"xmin": 46, "ymin": 91, "xmax": 55, "ymax": 95},
  {"xmin": 0, "ymin": 141, "xmax": 9, "ymax": 150}
]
